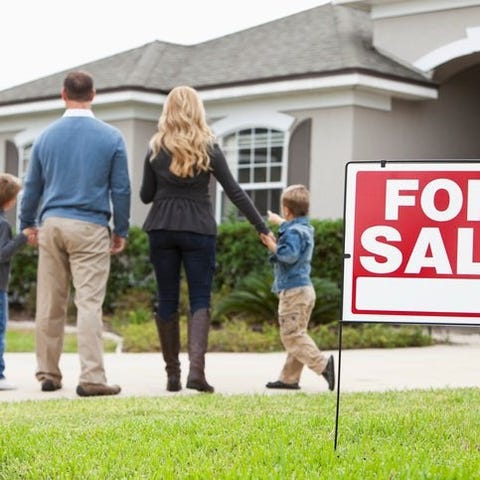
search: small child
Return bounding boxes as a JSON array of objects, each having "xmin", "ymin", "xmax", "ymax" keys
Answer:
[
  {"xmin": 260, "ymin": 184, "xmax": 335, "ymax": 391},
  {"xmin": 0, "ymin": 173, "xmax": 34, "ymax": 390}
]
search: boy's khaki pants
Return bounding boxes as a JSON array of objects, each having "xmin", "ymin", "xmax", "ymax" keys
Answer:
[
  {"xmin": 278, "ymin": 285, "xmax": 328, "ymax": 384},
  {"xmin": 35, "ymin": 217, "xmax": 110, "ymax": 385}
]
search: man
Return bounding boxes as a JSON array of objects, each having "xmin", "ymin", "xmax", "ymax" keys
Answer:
[{"xmin": 20, "ymin": 71, "xmax": 131, "ymax": 397}]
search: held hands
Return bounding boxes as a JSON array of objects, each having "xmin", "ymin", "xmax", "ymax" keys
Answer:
[
  {"xmin": 110, "ymin": 233, "xmax": 127, "ymax": 255},
  {"xmin": 260, "ymin": 232, "xmax": 277, "ymax": 253},
  {"xmin": 22, "ymin": 227, "xmax": 38, "ymax": 246},
  {"xmin": 260, "ymin": 210, "xmax": 282, "ymax": 252}
]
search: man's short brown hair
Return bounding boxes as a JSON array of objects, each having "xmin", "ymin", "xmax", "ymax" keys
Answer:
[
  {"xmin": 281, "ymin": 184, "xmax": 310, "ymax": 217},
  {"xmin": 63, "ymin": 71, "xmax": 94, "ymax": 102},
  {"xmin": 0, "ymin": 173, "xmax": 22, "ymax": 208}
]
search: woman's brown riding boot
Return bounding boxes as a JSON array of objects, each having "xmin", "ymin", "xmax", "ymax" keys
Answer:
[
  {"xmin": 156, "ymin": 313, "xmax": 181, "ymax": 392},
  {"xmin": 186, "ymin": 308, "xmax": 214, "ymax": 393}
]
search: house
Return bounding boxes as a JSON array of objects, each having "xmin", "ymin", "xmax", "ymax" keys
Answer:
[{"xmin": 0, "ymin": 0, "xmax": 479, "ymax": 227}]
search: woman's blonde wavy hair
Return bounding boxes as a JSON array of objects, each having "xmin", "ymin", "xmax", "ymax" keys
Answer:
[{"xmin": 149, "ymin": 86, "xmax": 215, "ymax": 177}]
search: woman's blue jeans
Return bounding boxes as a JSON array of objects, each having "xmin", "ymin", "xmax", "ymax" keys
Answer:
[
  {"xmin": 148, "ymin": 230, "xmax": 216, "ymax": 320},
  {"xmin": 0, "ymin": 290, "xmax": 8, "ymax": 379}
]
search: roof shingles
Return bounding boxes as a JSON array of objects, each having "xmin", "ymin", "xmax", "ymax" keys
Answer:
[{"xmin": 0, "ymin": 4, "xmax": 431, "ymax": 106}]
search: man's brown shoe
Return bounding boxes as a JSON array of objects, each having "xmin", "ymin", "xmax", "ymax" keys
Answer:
[
  {"xmin": 41, "ymin": 379, "xmax": 62, "ymax": 392},
  {"xmin": 76, "ymin": 382, "xmax": 121, "ymax": 397}
]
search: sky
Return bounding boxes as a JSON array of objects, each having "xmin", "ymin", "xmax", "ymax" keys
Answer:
[{"xmin": 0, "ymin": 0, "xmax": 330, "ymax": 91}]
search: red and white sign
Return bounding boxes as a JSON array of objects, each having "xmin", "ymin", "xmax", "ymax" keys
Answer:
[{"xmin": 343, "ymin": 162, "xmax": 480, "ymax": 325}]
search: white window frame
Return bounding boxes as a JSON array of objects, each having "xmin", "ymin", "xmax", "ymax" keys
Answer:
[{"xmin": 211, "ymin": 112, "xmax": 294, "ymax": 223}]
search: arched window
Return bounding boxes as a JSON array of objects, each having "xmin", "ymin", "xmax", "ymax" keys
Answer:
[{"xmin": 216, "ymin": 127, "xmax": 287, "ymax": 222}]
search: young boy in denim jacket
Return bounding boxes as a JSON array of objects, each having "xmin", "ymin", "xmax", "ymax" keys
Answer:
[
  {"xmin": 260, "ymin": 184, "xmax": 335, "ymax": 391},
  {"xmin": 0, "ymin": 174, "xmax": 34, "ymax": 390}
]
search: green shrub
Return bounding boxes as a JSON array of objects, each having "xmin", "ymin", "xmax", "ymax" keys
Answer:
[
  {"xmin": 9, "ymin": 220, "xmax": 345, "ymax": 322},
  {"xmin": 213, "ymin": 271, "xmax": 340, "ymax": 326},
  {"xmin": 9, "ymin": 244, "xmax": 38, "ymax": 314},
  {"xmin": 117, "ymin": 318, "xmax": 432, "ymax": 353},
  {"xmin": 213, "ymin": 271, "xmax": 278, "ymax": 324},
  {"xmin": 311, "ymin": 218, "xmax": 344, "ymax": 285},
  {"xmin": 107, "ymin": 227, "xmax": 156, "ymax": 312},
  {"xmin": 9, "ymin": 227, "xmax": 157, "ymax": 314},
  {"xmin": 214, "ymin": 219, "xmax": 344, "ymax": 291},
  {"xmin": 209, "ymin": 321, "xmax": 280, "ymax": 352},
  {"xmin": 310, "ymin": 323, "xmax": 434, "ymax": 350},
  {"xmin": 118, "ymin": 321, "xmax": 159, "ymax": 353},
  {"xmin": 214, "ymin": 221, "xmax": 268, "ymax": 290}
]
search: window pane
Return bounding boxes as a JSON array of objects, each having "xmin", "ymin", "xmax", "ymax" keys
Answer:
[
  {"xmin": 239, "ymin": 149, "xmax": 250, "ymax": 165},
  {"xmin": 254, "ymin": 167, "xmax": 267, "ymax": 182},
  {"xmin": 22, "ymin": 144, "xmax": 32, "ymax": 178},
  {"xmin": 271, "ymin": 189, "xmax": 282, "ymax": 213},
  {"xmin": 238, "ymin": 129, "xmax": 253, "ymax": 148},
  {"xmin": 238, "ymin": 168, "xmax": 250, "ymax": 183},
  {"xmin": 247, "ymin": 189, "xmax": 268, "ymax": 214},
  {"xmin": 254, "ymin": 147, "xmax": 268, "ymax": 164},
  {"xmin": 270, "ymin": 166, "xmax": 281, "ymax": 182},
  {"xmin": 271, "ymin": 131, "xmax": 284, "ymax": 146},
  {"xmin": 253, "ymin": 128, "xmax": 268, "ymax": 148},
  {"xmin": 271, "ymin": 146, "xmax": 283, "ymax": 164}
]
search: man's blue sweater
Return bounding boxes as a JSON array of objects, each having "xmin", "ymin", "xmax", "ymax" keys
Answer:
[{"xmin": 20, "ymin": 113, "xmax": 131, "ymax": 237}]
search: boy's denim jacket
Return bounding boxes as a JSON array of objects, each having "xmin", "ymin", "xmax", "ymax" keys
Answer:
[{"xmin": 269, "ymin": 216, "xmax": 314, "ymax": 293}]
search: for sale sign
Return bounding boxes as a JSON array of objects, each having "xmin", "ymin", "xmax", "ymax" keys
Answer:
[{"xmin": 343, "ymin": 162, "xmax": 480, "ymax": 325}]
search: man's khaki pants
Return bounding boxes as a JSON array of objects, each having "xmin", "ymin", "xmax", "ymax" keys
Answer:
[
  {"xmin": 277, "ymin": 285, "xmax": 328, "ymax": 384},
  {"xmin": 35, "ymin": 217, "xmax": 110, "ymax": 385}
]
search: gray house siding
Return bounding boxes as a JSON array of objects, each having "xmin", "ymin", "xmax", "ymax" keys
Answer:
[
  {"xmin": 306, "ymin": 106, "xmax": 354, "ymax": 219},
  {"xmin": 352, "ymin": 65, "xmax": 480, "ymax": 161},
  {"xmin": 288, "ymin": 119, "xmax": 312, "ymax": 188}
]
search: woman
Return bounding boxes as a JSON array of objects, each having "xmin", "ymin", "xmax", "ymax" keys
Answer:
[{"xmin": 140, "ymin": 86, "xmax": 270, "ymax": 393}]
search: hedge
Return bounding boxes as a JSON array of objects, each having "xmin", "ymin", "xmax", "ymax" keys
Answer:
[{"xmin": 9, "ymin": 219, "xmax": 344, "ymax": 315}]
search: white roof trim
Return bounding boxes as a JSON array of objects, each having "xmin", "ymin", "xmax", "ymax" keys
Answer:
[
  {"xmin": 414, "ymin": 26, "xmax": 480, "ymax": 71},
  {"xmin": 363, "ymin": 0, "xmax": 480, "ymax": 20},
  {"xmin": 0, "ymin": 90, "xmax": 167, "ymax": 118},
  {"xmin": 199, "ymin": 74, "xmax": 436, "ymax": 101},
  {"xmin": 0, "ymin": 73, "xmax": 436, "ymax": 119}
]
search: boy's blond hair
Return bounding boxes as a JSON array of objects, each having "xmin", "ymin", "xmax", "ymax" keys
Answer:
[
  {"xmin": 281, "ymin": 184, "xmax": 310, "ymax": 217},
  {"xmin": 0, "ymin": 173, "xmax": 22, "ymax": 208}
]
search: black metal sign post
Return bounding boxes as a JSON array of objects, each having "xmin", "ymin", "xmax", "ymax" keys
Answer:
[{"xmin": 333, "ymin": 320, "xmax": 343, "ymax": 450}]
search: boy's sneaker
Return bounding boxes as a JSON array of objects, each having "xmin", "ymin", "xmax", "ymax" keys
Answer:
[
  {"xmin": 322, "ymin": 355, "xmax": 335, "ymax": 391},
  {"xmin": 266, "ymin": 380, "xmax": 300, "ymax": 390},
  {"xmin": 0, "ymin": 378, "xmax": 17, "ymax": 390}
]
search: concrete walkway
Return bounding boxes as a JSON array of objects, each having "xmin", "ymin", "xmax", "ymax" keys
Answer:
[{"xmin": 1, "ymin": 339, "xmax": 479, "ymax": 402}]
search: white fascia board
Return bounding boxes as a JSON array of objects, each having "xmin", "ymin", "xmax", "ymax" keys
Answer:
[
  {"xmin": 94, "ymin": 90, "xmax": 167, "ymax": 106},
  {"xmin": 200, "ymin": 73, "xmax": 437, "ymax": 102},
  {"xmin": 354, "ymin": 73, "xmax": 437, "ymax": 99},
  {"xmin": 371, "ymin": 0, "xmax": 480, "ymax": 20},
  {"xmin": 0, "ymin": 74, "xmax": 436, "ymax": 121},
  {"xmin": 207, "ymin": 89, "xmax": 392, "ymax": 118},
  {"xmin": 0, "ymin": 90, "xmax": 167, "ymax": 119}
]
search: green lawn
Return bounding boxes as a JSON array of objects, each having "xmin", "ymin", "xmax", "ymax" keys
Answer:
[{"xmin": 1, "ymin": 389, "xmax": 479, "ymax": 479}]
